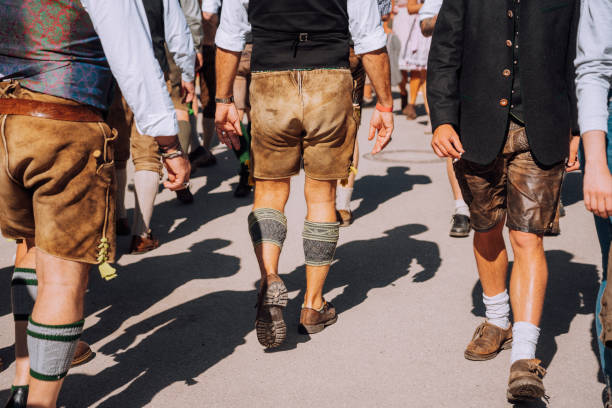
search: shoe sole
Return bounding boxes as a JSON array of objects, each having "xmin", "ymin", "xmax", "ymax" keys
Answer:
[
  {"xmin": 298, "ymin": 315, "xmax": 338, "ymax": 335},
  {"xmin": 507, "ymin": 379, "xmax": 546, "ymax": 402},
  {"xmin": 449, "ymin": 230, "xmax": 470, "ymax": 238},
  {"xmin": 71, "ymin": 349, "xmax": 94, "ymax": 368},
  {"xmin": 255, "ymin": 280, "xmax": 288, "ymax": 348},
  {"xmin": 464, "ymin": 338, "xmax": 513, "ymax": 361}
]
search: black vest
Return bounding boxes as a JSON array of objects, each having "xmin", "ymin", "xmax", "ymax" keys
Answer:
[
  {"xmin": 142, "ymin": 0, "xmax": 169, "ymax": 73},
  {"xmin": 248, "ymin": 0, "xmax": 350, "ymax": 72}
]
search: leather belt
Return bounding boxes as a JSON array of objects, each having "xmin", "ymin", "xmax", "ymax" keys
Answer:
[{"xmin": 0, "ymin": 98, "xmax": 103, "ymax": 122}]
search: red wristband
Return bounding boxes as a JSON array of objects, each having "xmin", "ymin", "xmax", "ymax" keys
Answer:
[{"xmin": 376, "ymin": 103, "xmax": 393, "ymax": 113}]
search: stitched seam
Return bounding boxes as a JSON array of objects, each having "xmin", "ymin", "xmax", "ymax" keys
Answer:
[{"xmin": 1, "ymin": 114, "xmax": 21, "ymax": 185}]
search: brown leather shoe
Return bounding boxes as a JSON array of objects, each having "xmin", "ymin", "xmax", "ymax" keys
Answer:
[
  {"xmin": 336, "ymin": 209, "xmax": 353, "ymax": 227},
  {"xmin": 255, "ymin": 275, "xmax": 288, "ymax": 349},
  {"xmin": 299, "ymin": 300, "xmax": 337, "ymax": 334},
  {"xmin": 507, "ymin": 358, "xmax": 547, "ymax": 402},
  {"xmin": 71, "ymin": 341, "xmax": 94, "ymax": 367},
  {"xmin": 403, "ymin": 103, "xmax": 417, "ymax": 120},
  {"xmin": 129, "ymin": 233, "xmax": 160, "ymax": 254},
  {"xmin": 464, "ymin": 321, "xmax": 512, "ymax": 361}
]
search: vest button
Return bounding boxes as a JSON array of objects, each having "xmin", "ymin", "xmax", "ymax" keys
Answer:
[
  {"xmin": 503, "ymin": 69, "xmax": 511, "ymax": 77},
  {"xmin": 93, "ymin": 150, "xmax": 102, "ymax": 158},
  {"xmin": 500, "ymin": 99, "xmax": 509, "ymax": 107},
  {"xmin": 507, "ymin": 10, "xmax": 514, "ymax": 18},
  {"xmin": 506, "ymin": 40, "xmax": 513, "ymax": 47}
]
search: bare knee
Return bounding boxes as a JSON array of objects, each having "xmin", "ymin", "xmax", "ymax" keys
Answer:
[
  {"xmin": 253, "ymin": 178, "xmax": 291, "ymax": 211},
  {"xmin": 509, "ymin": 230, "xmax": 543, "ymax": 251}
]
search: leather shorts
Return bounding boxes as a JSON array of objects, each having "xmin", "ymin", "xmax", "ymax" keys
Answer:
[
  {"xmin": 454, "ymin": 120, "xmax": 565, "ymax": 235},
  {"xmin": 250, "ymin": 69, "xmax": 358, "ymax": 181}
]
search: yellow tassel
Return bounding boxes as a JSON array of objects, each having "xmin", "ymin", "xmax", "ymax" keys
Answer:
[
  {"xmin": 340, "ymin": 166, "xmax": 358, "ymax": 186},
  {"xmin": 99, "ymin": 262, "xmax": 117, "ymax": 281}
]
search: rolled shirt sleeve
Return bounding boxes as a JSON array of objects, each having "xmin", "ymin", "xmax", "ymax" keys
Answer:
[
  {"xmin": 164, "ymin": 0, "xmax": 196, "ymax": 83},
  {"xmin": 82, "ymin": 0, "xmax": 178, "ymax": 137},
  {"xmin": 419, "ymin": 0, "xmax": 443, "ymax": 22},
  {"xmin": 349, "ymin": 0, "xmax": 387, "ymax": 55},
  {"xmin": 201, "ymin": 0, "xmax": 221, "ymax": 14},
  {"xmin": 215, "ymin": 0, "xmax": 250, "ymax": 52},
  {"xmin": 575, "ymin": 0, "xmax": 612, "ymax": 134}
]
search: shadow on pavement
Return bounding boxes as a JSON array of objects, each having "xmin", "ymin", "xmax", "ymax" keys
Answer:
[
  {"xmin": 353, "ymin": 166, "xmax": 431, "ymax": 222},
  {"xmin": 117, "ymin": 149, "xmax": 250, "ymax": 258},
  {"xmin": 471, "ymin": 250, "xmax": 600, "ymax": 379},
  {"xmin": 57, "ymin": 223, "xmax": 439, "ymax": 406}
]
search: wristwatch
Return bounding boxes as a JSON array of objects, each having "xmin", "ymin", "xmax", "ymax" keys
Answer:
[
  {"xmin": 160, "ymin": 148, "xmax": 184, "ymax": 160},
  {"xmin": 215, "ymin": 96, "xmax": 234, "ymax": 104}
]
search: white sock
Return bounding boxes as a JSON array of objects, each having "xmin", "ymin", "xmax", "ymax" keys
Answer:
[
  {"xmin": 132, "ymin": 170, "xmax": 159, "ymax": 237},
  {"xmin": 483, "ymin": 290, "xmax": 510, "ymax": 329},
  {"xmin": 336, "ymin": 186, "xmax": 354, "ymax": 211},
  {"xmin": 115, "ymin": 168, "xmax": 127, "ymax": 219},
  {"xmin": 511, "ymin": 321, "xmax": 540, "ymax": 363},
  {"xmin": 454, "ymin": 199, "xmax": 470, "ymax": 217}
]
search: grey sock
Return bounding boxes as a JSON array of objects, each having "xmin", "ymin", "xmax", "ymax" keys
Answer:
[
  {"xmin": 303, "ymin": 220, "xmax": 340, "ymax": 266},
  {"xmin": 27, "ymin": 318, "xmax": 84, "ymax": 381},
  {"xmin": 11, "ymin": 268, "xmax": 37, "ymax": 321},
  {"xmin": 248, "ymin": 208, "xmax": 287, "ymax": 249}
]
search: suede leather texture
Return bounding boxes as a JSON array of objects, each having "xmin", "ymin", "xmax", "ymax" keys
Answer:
[
  {"xmin": 0, "ymin": 82, "xmax": 116, "ymax": 264},
  {"xmin": 454, "ymin": 120, "xmax": 565, "ymax": 235},
  {"xmin": 106, "ymin": 91, "xmax": 162, "ymax": 175},
  {"xmin": 250, "ymin": 69, "xmax": 357, "ymax": 180}
]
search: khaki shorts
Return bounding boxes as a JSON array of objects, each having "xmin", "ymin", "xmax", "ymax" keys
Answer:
[
  {"xmin": 234, "ymin": 44, "xmax": 252, "ymax": 111},
  {"xmin": 106, "ymin": 91, "xmax": 162, "ymax": 175},
  {"xmin": 0, "ymin": 82, "xmax": 116, "ymax": 264},
  {"xmin": 454, "ymin": 120, "xmax": 565, "ymax": 235},
  {"xmin": 250, "ymin": 69, "xmax": 357, "ymax": 180}
]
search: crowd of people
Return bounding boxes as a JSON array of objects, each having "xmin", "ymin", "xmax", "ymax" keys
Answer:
[{"xmin": 0, "ymin": 0, "xmax": 610, "ymax": 407}]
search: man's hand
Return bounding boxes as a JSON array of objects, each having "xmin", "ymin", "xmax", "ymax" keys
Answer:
[
  {"xmin": 420, "ymin": 15, "xmax": 438, "ymax": 37},
  {"xmin": 214, "ymin": 102, "xmax": 242, "ymax": 150},
  {"xmin": 582, "ymin": 130, "xmax": 612, "ymax": 219},
  {"xmin": 195, "ymin": 52, "xmax": 204, "ymax": 72},
  {"xmin": 157, "ymin": 135, "xmax": 191, "ymax": 191},
  {"xmin": 181, "ymin": 80, "xmax": 196, "ymax": 104},
  {"xmin": 163, "ymin": 154, "xmax": 191, "ymax": 191},
  {"xmin": 566, "ymin": 134, "xmax": 581, "ymax": 172},
  {"xmin": 431, "ymin": 124, "xmax": 464, "ymax": 159},
  {"xmin": 369, "ymin": 109, "xmax": 394, "ymax": 154}
]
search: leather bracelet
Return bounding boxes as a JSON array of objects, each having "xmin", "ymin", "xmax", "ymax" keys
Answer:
[
  {"xmin": 376, "ymin": 103, "xmax": 393, "ymax": 113},
  {"xmin": 160, "ymin": 149, "xmax": 184, "ymax": 160},
  {"xmin": 215, "ymin": 96, "xmax": 234, "ymax": 104}
]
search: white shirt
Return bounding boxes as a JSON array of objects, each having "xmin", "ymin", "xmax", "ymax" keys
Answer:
[
  {"xmin": 201, "ymin": 0, "xmax": 221, "ymax": 14},
  {"xmin": 215, "ymin": 0, "xmax": 387, "ymax": 56},
  {"xmin": 81, "ymin": 0, "xmax": 178, "ymax": 137},
  {"xmin": 575, "ymin": 0, "xmax": 612, "ymax": 134},
  {"xmin": 418, "ymin": 0, "xmax": 443, "ymax": 22},
  {"xmin": 156, "ymin": 0, "xmax": 196, "ymax": 83}
]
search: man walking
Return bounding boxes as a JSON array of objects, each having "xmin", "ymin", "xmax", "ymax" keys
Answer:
[
  {"xmin": 0, "ymin": 0, "xmax": 189, "ymax": 406},
  {"xmin": 215, "ymin": 0, "xmax": 394, "ymax": 348},
  {"xmin": 428, "ymin": 0, "xmax": 580, "ymax": 401}
]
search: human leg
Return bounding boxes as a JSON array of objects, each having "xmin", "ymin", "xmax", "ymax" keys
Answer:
[
  {"xmin": 399, "ymin": 70, "xmax": 409, "ymax": 110},
  {"xmin": 448, "ymin": 158, "xmax": 471, "ymax": 237}
]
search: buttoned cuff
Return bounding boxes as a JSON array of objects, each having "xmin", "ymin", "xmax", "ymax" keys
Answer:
[{"xmin": 354, "ymin": 27, "xmax": 387, "ymax": 55}]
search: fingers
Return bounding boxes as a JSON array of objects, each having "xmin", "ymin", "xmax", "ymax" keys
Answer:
[
  {"xmin": 368, "ymin": 124, "xmax": 377, "ymax": 141},
  {"xmin": 450, "ymin": 134, "xmax": 465, "ymax": 154},
  {"xmin": 163, "ymin": 160, "xmax": 189, "ymax": 191},
  {"xmin": 228, "ymin": 133, "xmax": 241, "ymax": 150},
  {"xmin": 432, "ymin": 143, "xmax": 446, "ymax": 158},
  {"xmin": 440, "ymin": 138, "xmax": 461, "ymax": 159}
]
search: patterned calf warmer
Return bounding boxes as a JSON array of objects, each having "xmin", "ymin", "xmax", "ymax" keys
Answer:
[
  {"xmin": 27, "ymin": 318, "xmax": 84, "ymax": 381},
  {"xmin": 248, "ymin": 208, "xmax": 288, "ymax": 249},
  {"xmin": 303, "ymin": 220, "xmax": 340, "ymax": 266},
  {"xmin": 11, "ymin": 268, "xmax": 37, "ymax": 321}
]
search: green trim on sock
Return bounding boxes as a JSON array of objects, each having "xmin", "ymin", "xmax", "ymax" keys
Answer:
[
  {"xmin": 28, "ymin": 317, "xmax": 84, "ymax": 329},
  {"xmin": 26, "ymin": 330, "xmax": 81, "ymax": 342},
  {"xmin": 29, "ymin": 369, "xmax": 67, "ymax": 382},
  {"xmin": 14, "ymin": 314, "xmax": 29, "ymax": 321},
  {"xmin": 11, "ymin": 385, "xmax": 29, "ymax": 391},
  {"xmin": 14, "ymin": 267, "xmax": 36, "ymax": 274},
  {"xmin": 11, "ymin": 278, "xmax": 38, "ymax": 286}
]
